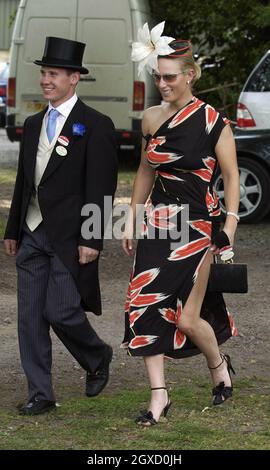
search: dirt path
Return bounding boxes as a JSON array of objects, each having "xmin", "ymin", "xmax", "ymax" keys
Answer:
[{"xmin": 1, "ymin": 175, "xmax": 270, "ymax": 408}]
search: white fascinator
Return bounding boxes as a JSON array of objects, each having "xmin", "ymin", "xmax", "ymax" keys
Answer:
[{"xmin": 131, "ymin": 21, "xmax": 175, "ymax": 76}]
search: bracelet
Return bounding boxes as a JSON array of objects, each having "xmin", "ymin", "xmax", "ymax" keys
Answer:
[{"xmin": 226, "ymin": 211, "xmax": 240, "ymax": 222}]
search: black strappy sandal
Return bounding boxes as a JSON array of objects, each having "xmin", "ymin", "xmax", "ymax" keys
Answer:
[
  {"xmin": 209, "ymin": 353, "xmax": 235, "ymax": 406},
  {"xmin": 135, "ymin": 387, "xmax": 172, "ymax": 426}
]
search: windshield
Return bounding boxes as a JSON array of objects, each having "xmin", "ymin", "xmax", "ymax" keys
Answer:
[
  {"xmin": 0, "ymin": 63, "xmax": 9, "ymax": 80},
  {"xmin": 244, "ymin": 53, "xmax": 270, "ymax": 92}
]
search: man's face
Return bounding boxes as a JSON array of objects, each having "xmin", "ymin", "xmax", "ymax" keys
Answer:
[{"xmin": 40, "ymin": 67, "xmax": 80, "ymax": 106}]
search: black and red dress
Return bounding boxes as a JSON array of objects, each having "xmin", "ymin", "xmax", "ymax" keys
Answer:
[{"xmin": 122, "ymin": 97, "xmax": 237, "ymax": 358}]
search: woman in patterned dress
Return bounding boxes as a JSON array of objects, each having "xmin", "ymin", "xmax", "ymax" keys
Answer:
[{"xmin": 122, "ymin": 33, "xmax": 240, "ymax": 425}]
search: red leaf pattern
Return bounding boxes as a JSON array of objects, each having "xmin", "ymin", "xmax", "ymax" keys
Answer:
[
  {"xmin": 174, "ymin": 329, "xmax": 187, "ymax": 349},
  {"xmin": 227, "ymin": 311, "xmax": 238, "ymax": 337},
  {"xmin": 205, "ymin": 104, "xmax": 219, "ymax": 134},
  {"xmin": 148, "ymin": 204, "xmax": 183, "ymax": 230},
  {"xmin": 123, "ymin": 98, "xmax": 236, "ymax": 357},
  {"xmin": 129, "ymin": 335, "xmax": 159, "ymax": 349},
  {"xmin": 129, "ymin": 307, "xmax": 147, "ymax": 327},
  {"xmin": 147, "ymin": 136, "xmax": 182, "ymax": 167},
  {"xmin": 158, "ymin": 171, "xmax": 184, "ymax": 182},
  {"xmin": 168, "ymin": 98, "xmax": 204, "ymax": 128},
  {"xmin": 130, "ymin": 268, "xmax": 160, "ymax": 292},
  {"xmin": 191, "ymin": 156, "xmax": 216, "ymax": 182},
  {"xmin": 130, "ymin": 292, "xmax": 169, "ymax": 307},
  {"xmin": 168, "ymin": 237, "xmax": 210, "ymax": 261}
]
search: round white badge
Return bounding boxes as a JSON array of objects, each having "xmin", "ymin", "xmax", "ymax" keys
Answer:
[
  {"xmin": 57, "ymin": 135, "xmax": 69, "ymax": 146},
  {"xmin": 56, "ymin": 145, "xmax": 67, "ymax": 156}
]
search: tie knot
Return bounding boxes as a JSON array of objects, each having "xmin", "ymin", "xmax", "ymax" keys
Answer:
[{"xmin": 49, "ymin": 108, "xmax": 59, "ymax": 120}]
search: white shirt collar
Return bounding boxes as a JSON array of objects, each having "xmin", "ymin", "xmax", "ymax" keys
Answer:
[{"xmin": 47, "ymin": 93, "xmax": 78, "ymax": 117}]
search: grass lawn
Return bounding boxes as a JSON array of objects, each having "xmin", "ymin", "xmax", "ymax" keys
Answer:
[
  {"xmin": 0, "ymin": 217, "xmax": 6, "ymax": 239},
  {"xmin": 0, "ymin": 377, "xmax": 269, "ymax": 450},
  {"xmin": 0, "ymin": 168, "xmax": 17, "ymax": 185}
]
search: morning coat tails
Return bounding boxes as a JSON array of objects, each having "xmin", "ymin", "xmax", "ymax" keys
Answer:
[{"xmin": 4, "ymin": 98, "xmax": 118, "ymax": 314}]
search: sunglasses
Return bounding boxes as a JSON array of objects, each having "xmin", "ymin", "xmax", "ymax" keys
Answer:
[{"xmin": 152, "ymin": 72, "xmax": 185, "ymax": 83}]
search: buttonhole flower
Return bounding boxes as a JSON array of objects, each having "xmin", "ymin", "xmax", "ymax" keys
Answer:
[{"xmin": 72, "ymin": 123, "xmax": 86, "ymax": 136}]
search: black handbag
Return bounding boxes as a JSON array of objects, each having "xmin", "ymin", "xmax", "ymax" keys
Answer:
[{"xmin": 208, "ymin": 256, "xmax": 248, "ymax": 293}]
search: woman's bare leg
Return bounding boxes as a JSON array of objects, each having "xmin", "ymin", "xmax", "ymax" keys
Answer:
[
  {"xmin": 139, "ymin": 354, "xmax": 169, "ymax": 424},
  {"xmin": 139, "ymin": 250, "xmax": 231, "ymax": 423},
  {"xmin": 178, "ymin": 251, "xmax": 231, "ymax": 387}
]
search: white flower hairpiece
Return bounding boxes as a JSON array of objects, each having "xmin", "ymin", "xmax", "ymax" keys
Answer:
[{"xmin": 131, "ymin": 21, "xmax": 175, "ymax": 76}]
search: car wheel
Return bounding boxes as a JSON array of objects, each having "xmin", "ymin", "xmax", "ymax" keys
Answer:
[
  {"xmin": 0, "ymin": 112, "xmax": 5, "ymax": 128},
  {"xmin": 213, "ymin": 157, "xmax": 270, "ymax": 223}
]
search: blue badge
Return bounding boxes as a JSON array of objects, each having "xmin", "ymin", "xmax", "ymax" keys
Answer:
[{"xmin": 72, "ymin": 122, "xmax": 86, "ymax": 136}]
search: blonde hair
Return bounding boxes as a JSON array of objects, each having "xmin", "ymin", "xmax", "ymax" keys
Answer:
[
  {"xmin": 178, "ymin": 56, "xmax": 201, "ymax": 84},
  {"xmin": 160, "ymin": 39, "xmax": 201, "ymax": 85}
]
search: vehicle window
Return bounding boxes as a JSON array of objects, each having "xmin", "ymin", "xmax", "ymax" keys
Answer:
[
  {"xmin": 245, "ymin": 53, "xmax": 270, "ymax": 92},
  {"xmin": 0, "ymin": 64, "xmax": 9, "ymax": 80}
]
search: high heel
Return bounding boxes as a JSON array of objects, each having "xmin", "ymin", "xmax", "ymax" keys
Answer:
[
  {"xmin": 135, "ymin": 387, "xmax": 172, "ymax": 426},
  {"xmin": 209, "ymin": 353, "xmax": 235, "ymax": 406}
]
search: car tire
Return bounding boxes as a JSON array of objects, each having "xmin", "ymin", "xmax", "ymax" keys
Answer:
[
  {"xmin": 213, "ymin": 156, "xmax": 270, "ymax": 223},
  {"xmin": 0, "ymin": 112, "xmax": 5, "ymax": 128}
]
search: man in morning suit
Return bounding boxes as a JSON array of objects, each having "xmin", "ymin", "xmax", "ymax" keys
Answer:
[{"xmin": 4, "ymin": 37, "xmax": 118, "ymax": 415}]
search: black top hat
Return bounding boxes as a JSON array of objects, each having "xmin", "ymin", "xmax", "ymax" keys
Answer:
[{"xmin": 34, "ymin": 36, "xmax": 89, "ymax": 74}]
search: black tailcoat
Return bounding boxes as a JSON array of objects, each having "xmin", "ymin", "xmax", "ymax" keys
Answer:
[{"xmin": 4, "ymin": 98, "xmax": 118, "ymax": 314}]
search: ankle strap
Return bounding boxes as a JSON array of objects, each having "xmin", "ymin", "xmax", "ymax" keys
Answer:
[
  {"xmin": 208, "ymin": 355, "xmax": 224, "ymax": 370},
  {"xmin": 151, "ymin": 387, "xmax": 166, "ymax": 390}
]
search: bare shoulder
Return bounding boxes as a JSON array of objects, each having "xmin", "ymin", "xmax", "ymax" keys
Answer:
[
  {"xmin": 142, "ymin": 105, "xmax": 167, "ymax": 136},
  {"xmin": 218, "ymin": 120, "xmax": 234, "ymax": 141}
]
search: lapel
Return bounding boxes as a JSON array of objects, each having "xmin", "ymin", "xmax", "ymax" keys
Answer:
[
  {"xmin": 24, "ymin": 108, "xmax": 47, "ymax": 188},
  {"xmin": 40, "ymin": 99, "xmax": 86, "ymax": 185}
]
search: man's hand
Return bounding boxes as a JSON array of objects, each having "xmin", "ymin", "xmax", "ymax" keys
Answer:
[
  {"xmin": 78, "ymin": 246, "xmax": 99, "ymax": 265},
  {"xmin": 4, "ymin": 239, "xmax": 18, "ymax": 256}
]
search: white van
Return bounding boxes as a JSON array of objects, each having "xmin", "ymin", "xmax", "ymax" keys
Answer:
[{"xmin": 6, "ymin": 0, "xmax": 159, "ymax": 155}]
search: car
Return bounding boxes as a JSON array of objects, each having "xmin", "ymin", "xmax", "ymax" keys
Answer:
[
  {"xmin": 213, "ymin": 51, "xmax": 270, "ymax": 223},
  {"xmin": 0, "ymin": 62, "xmax": 9, "ymax": 128},
  {"xmin": 214, "ymin": 128, "xmax": 270, "ymax": 223},
  {"xmin": 236, "ymin": 50, "xmax": 270, "ymax": 130}
]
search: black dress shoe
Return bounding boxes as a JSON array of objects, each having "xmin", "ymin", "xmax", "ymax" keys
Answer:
[
  {"xmin": 86, "ymin": 346, "xmax": 113, "ymax": 397},
  {"xmin": 18, "ymin": 398, "xmax": 56, "ymax": 416}
]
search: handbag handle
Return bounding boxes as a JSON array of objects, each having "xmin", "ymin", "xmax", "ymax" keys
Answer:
[{"xmin": 213, "ymin": 250, "xmax": 234, "ymax": 265}]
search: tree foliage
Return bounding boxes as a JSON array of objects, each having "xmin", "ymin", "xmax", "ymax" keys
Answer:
[{"xmin": 149, "ymin": 0, "xmax": 270, "ymax": 116}]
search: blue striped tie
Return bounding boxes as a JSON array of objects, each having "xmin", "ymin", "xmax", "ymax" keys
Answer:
[{"xmin": 46, "ymin": 108, "xmax": 59, "ymax": 143}]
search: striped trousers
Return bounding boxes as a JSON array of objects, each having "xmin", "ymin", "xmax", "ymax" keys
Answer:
[{"xmin": 16, "ymin": 223, "xmax": 108, "ymax": 402}]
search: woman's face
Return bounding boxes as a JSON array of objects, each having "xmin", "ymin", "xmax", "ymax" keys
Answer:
[{"xmin": 154, "ymin": 58, "xmax": 194, "ymax": 103}]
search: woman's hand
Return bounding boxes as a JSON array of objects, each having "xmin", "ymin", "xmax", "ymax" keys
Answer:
[
  {"xmin": 122, "ymin": 219, "xmax": 134, "ymax": 256},
  {"xmin": 122, "ymin": 234, "xmax": 134, "ymax": 256},
  {"xmin": 210, "ymin": 229, "xmax": 235, "ymax": 255}
]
